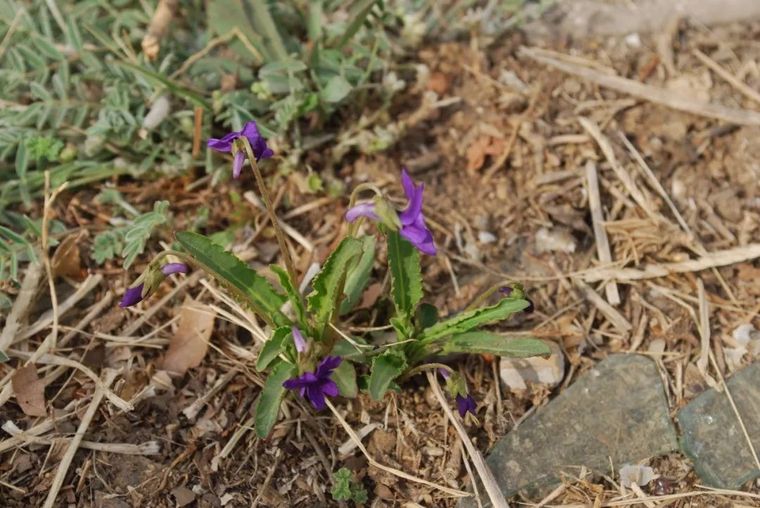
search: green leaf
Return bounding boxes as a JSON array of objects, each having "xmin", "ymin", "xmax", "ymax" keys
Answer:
[
  {"xmin": 176, "ymin": 231, "xmax": 288, "ymax": 326},
  {"xmin": 122, "ymin": 201, "xmax": 170, "ymax": 268},
  {"xmin": 332, "ymin": 360, "xmax": 358, "ymax": 398},
  {"xmin": 339, "ymin": 235, "xmax": 376, "ymax": 315},
  {"xmin": 207, "ymin": 0, "xmax": 267, "ymax": 62},
  {"xmin": 334, "ymin": 0, "xmax": 379, "ymax": 49},
  {"xmin": 420, "ymin": 297, "xmax": 530, "ymax": 343},
  {"xmin": 256, "ymin": 326, "xmax": 291, "ymax": 371},
  {"xmin": 118, "ymin": 61, "xmax": 211, "ymax": 110},
  {"xmin": 320, "ymin": 75, "xmax": 352, "ymax": 103},
  {"xmin": 416, "ymin": 303, "xmax": 439, "ymax": 330},
  {"xmin": 270, "ymin": 265, "xmax": 306, "ymax": 325},
  {"xmin": 387, "ymin": 231, "xmax": 422, "ymax": 324},
  {"xmin": 0, "ymin": 350, "xmax": 8, "ymax": 363},
  {"xmin": 368, "ymin": 349, "xmax": 407, "ymax": 401},
  {"xmin": 307, "ymin": 237, "xmax": 362, "ymax": 335},
  {"xmin": 442, "ymin": 332, "xmax": 551, "ymax": 358},
  {"xmin": 255, "ymin": 360, "xmax": 296, "ymax": 438}
]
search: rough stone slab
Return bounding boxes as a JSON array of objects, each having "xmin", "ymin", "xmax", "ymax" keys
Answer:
[
  {"xmin": 460, "ymin": 354, "xmax": 677, "ymax": 506},
  {"xmin": 678, "ymin": 362, "xmax": 760, "ymax": 489}
]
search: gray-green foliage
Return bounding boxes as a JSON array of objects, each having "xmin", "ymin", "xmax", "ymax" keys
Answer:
[{"xmin": 91, "ymin": 200, "xmax": 171, "ymax": 268}]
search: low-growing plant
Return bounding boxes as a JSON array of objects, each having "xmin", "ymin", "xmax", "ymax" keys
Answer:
[{"xmin": 121, "ymin": 120, "xmax": 550, "ymax": 438}]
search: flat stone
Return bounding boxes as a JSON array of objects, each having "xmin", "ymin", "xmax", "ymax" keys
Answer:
[
  {"xmin": 500, "ymin": 340, "xmax": 565, "ymax": 392},
  {"xmin": 678, "ymin": 362, "xmax": 760, "ymax": 489},
  {"xmin": 460, "ymin": 355, "xmax": 677, "ymax": 506}
]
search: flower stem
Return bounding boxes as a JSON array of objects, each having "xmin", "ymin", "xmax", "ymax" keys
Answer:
[
  {"xmin": 240, "ymin": 137, "xmax": 299, "ymax": 286},
  {"xmin": 399, "ymin": 362, "xmax": 453, "ymax": 382}
]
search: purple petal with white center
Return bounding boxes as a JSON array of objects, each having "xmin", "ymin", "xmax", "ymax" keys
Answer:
[
  {"xmin": 119, "ymin": 284, "xmax": 145, "ymax": 308},
  {"xmin": 292, "ymin": 326, "xmax": 307, "ymax": 353},
  {"xmin": 232, "ymin": 151, "xmax": 245, "ymax": 179},
  {"xmin": 345, "ymin": 202, "xmax": 379, "ymax": 223},
  {"xmin": 283, "ymin": 356, "xmax": 342, "ymax": 412},
  {"xmin": 161, "ymin": 263, "xmax": 189, "ymax": 276}
]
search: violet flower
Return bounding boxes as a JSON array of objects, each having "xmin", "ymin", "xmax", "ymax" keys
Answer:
[
  {"xmin": 292, "ymin": 326, "xmax": 308, "ymax": 353},
  {"xmin": 119, "ymin": 262, "xmax": 189, "ymax": 308},
  {"xmin": 345, "ymin": 169, "xmax": 437, "ymax": 255},
  {"xmin": 207, "ymin": 121, "xmax": 274, "ymax": 179},
  {"xmin": 456, "ymin": 394, "xmax": 477, "ymax": 418},
  {"xmin": 283, "ymin": 356, "xmax": 341, "ymax": 411}
]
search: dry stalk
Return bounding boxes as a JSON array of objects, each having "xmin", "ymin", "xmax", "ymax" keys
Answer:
[
  {"xmin": 426, "ymin": 371, "xmax": 509, "ymax": 508},
  {"xmin": 583, "ymin": 160, "xmax": 620, "ymax": 305},
  {"xmin": 521, "ymin": 46, "xmax": 760, "ymax": 126},
  {"xmin": 43, "ymin": 369, "xmax": 119, "ymax": 508}
]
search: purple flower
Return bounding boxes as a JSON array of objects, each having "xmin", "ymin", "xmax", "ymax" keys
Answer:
[
  {"xmin": 283, "ymin": 356, "xmax": 341, "ymax": 411},
  {"xmin": 456, "ymin": 394, "xmax": 477, "ymax": 417},
  {"xmin": 345, "ymin": 202, "xmax": 379, "ymax": 223},
  {"xmin": 207, "ymin": 121, "xmax": 274, "ymax": 179},
  {"xmin": 161, "ymin": 263, "xmax": 189, "ymax": 276},
  {"xmin": 345, "ymin": 169, "xmax": 437, "ymax": 255},
  {"xmin": 119, "ymin": 284, "xmax": 145, "ymax": 308},
  {"xmin": 292, "ymin": 326, "xmax": 307, "ymax": 353},
  {"xmin": 119, "ymin": 262, "xmax": 190, "ymax": 308}
]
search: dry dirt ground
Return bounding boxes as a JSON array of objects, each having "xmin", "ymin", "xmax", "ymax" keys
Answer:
[{"xmin": 2, "ymin": 10, "xmax": 760, "ymax": 508}]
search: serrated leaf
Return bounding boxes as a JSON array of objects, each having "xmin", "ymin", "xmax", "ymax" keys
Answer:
[
  {"xmin": 387, "ymin": 231, "xmax": 423, "ymax": 325},
  {"xmin": 270, "ymin": 265, "xmax": 306, "ymax": 325},
  {"xmin": 339, "ymin": 235, "xmax": 376, "ymax": 315},
  {"xmin": 256, "ymin": 326, "xmax": 291, "ymax": 371},
  {"xmin": 420, "ymin": 297, "xmax": 530, "ymax": 343},
  {"xmin": 442, "ymin": 331, "xmax": 551, "ymax": 358},
  {"xmin": 368, "ymin": 350, "xmax": 407, "ymax": 401},
  {"xmin": 332, "ymin": 360, "xmax": 358, "ymax": 398},
  {"xmin": 307, "ymin": 237, "xmax": 362, "ymax": 335},
  {"xmin": 176, "ymin": 231, "xmax": 288, "ymax": 326},
  {"xmin": 255, "ymin": 360, "xmax": 296, "ymax": 438}
]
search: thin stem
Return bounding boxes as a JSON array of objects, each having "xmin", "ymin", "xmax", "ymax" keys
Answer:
[
  {"xmin": 240, "ymin": 138, "xmax": 299, "ymax": 286},
  {"xmin": 346, "ymin": 182, "xmax": 383, "ymax": 236},
  {"xmin": 401, "ymin": 362, "xmax": 453, "ymax": 381}
]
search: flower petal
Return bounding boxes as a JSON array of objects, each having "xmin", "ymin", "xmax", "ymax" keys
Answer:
[
  {"xmin": 315, "ymin": 356, "xmax": 342, "ymax": 378},
  {"xmin": 161, "ymin": 263, "xmax": 189, "ymax": 276},
  {"xmin": 119, "ymin": 284, "xmax": 145, "ymax": 308},
  {"xmin": 399, "ymin": 182, "xmax": 424, "ymax": 226},
  {"xmin": 345, "ymin": 202, "xmax": 379, "ymax": 223},
  {"xmin": 206, "ymin": 131, "xmax": 239, "ymax": 152},
  {"xmin": 306, "ymin": 385, "xmax": 327, "ymax": 411},
  {"xmin": 456, "ymin": 394, "xmax": 477, "ymax": 417},
  {"xmin": 320, "ymin": 379, "xmax": 339, "ymax": 398},
  {"xmin": 232, "ymin": 151, "xmax": 246, "ymax": 179},
  {"xmin": 292, "ymin": 326, "xmax": 307, "ymax": 353}
]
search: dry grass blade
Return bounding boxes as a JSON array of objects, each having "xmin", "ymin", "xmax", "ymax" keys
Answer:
[
  {"xmin": 580, "ymin": 243, "xmax": 760, "ymax": 282},
  {"xmin": 695, "ymin": 279, "xmax": 715, "ymax": 387},
  {"xmin": 575, "ymin": 280, "xmax": 632, "ymax": 334},
  {"xmin": 692, "ymin": 48, "xmax": 760, "ymax": 106},
  {"xmin": 43, "ymin": 369, "xmax": 119, "ymax": 508},
  {"xmin": 521, "ymin": 46, "xmax": 760, "ymax": 126},
  {"xmin": 325, "ymin": 399, "xmax": 470, "ymax": 498},
  {"xmin": 427, "ymin": 371, "xmax": 509, "ymax": 508},
  {"xmin": 2, "ymin": 421, "xmax": 159, "ymax": 455},
  {"xmin": 0, "ymin": 261, "xmax": 43, "ymax": 351},
  {"xmin": 584, "ymin": 160, "xmax": 620, "ymax": 305}
]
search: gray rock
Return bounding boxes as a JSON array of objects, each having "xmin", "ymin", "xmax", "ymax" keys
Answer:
[
  {"xmin": 460, "ymin": 355, "xmax": 677, "ymax": 506},
  {"xmin": 678, "ymin": 362, "xmax": 760, "ymax": 489}
]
